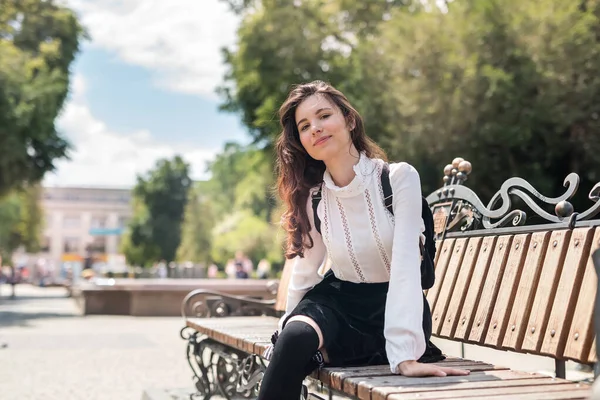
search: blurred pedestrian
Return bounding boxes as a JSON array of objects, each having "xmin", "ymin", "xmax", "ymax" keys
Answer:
[
  {"xmin": 234, "ymin": 262, "xmax": 248, "ymax": 279},
  {"xmin": 234, "ymin": 251, "xmax": 254, "ymax": 275}
]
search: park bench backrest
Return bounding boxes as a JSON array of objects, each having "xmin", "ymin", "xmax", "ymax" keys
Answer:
[
  {"xmin": 428, "ymin": 229, "xmax": 600, "ymax": 365},
  {"xmin": 424, "ymin": 158, "xmax": 600, "ymax": 365}
]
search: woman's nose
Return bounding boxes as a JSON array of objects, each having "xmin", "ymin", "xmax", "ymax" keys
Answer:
[{"xmin": 311, "ymin": 124, "xmax": 322, "ymax": 135}]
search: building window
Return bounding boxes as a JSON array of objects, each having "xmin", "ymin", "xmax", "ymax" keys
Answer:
[
  {"xmin": 63, "ymin": 215, "xmax": 81, "ymax": 229},
  {"xmin": 91, "ymin": 216, "xmax": 107, "ymax": 229},
  {"xmin": 90, "ymin": 236, "xmax": 106, "ymax": 253},
  {"xmin": 64, "ymin": 237, "xmax": 80, "ymax": 253}
]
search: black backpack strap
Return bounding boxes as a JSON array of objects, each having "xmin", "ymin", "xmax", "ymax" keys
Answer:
[
  {"xmin": 311, "ymin": 184, "xmax": 323, "ymax": 234},
  {"xmin": 382, "ymin": 162, "xmax": 425, "ymax": 258},
  {"xmin": 381, "ymin": 163, "xmax": 394, "ymax": 216}
]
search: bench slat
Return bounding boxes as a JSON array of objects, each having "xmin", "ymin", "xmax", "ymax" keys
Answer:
[
  {"xmin": 329, "ymin": 361, "xmax": 506, "ymax": 395},
  {"xmin": 318, "ymin": 358, "xmax": 471, "ymax": 387},
  {"xmin": 484, "ymin": 234, "xmax": 530, "ymax": 347},
  {"xmin": 431, "ymin": 238, "xmax": 468, "ymax": 334},
  {"xmin": 541, "ymin": 227, "xmax": 595, "ymax": 358},
  {"xmin": 438, "ymin": 237, "xmax": 483, "ymax": 338},
  {"xmin": 521, "ymin": 230, "xmax": 571, "ymax": 353},
  {"xmin": 386, "ymin": 382, "xmax": 586, "ymax": 400},
  {"xmin": 356, "ymin": 370, "xmax": 551, "ymax": 400},
  {"xmin": 563, "ymin": 228, "xmax": 600, "ymax": 362},
  {"xmin": 426, "ymin": 239, "xmax": 456, "ymax": 311},
  {"xmin": 589, "ymin": 339, "xmax": 597, "ymax": 363},
  {"xmin": 446, "ymin": 388, "xmax": 591, "ymax": 400},
  {"xmin": 452, "ymin": 236, "xmax": 497, "ymax": 341},
  {"xmin": 374, "ymin": 377, "xmax": 578, "ymax": 400},
  {"xmin": 344, "ymin": 363, "xmax": 508, "ymax": 396},
  {"xmin": 502, "ymin": 231, "xmax": 551, "ymax": 351},
  {"xmin": 434, "ymin": 239, "xmax": 444, "ymax": 265},
  {"xmin": 469, "ymin": 235, "xmax": 513, "ymax": 343}
]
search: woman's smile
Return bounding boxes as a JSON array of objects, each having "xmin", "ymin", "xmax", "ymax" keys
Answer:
[{"xmin": 314, "ymin": 136, "xmax": 331, "ymax": 146}]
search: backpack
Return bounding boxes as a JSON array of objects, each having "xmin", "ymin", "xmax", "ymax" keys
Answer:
[{"xmin": 311, "ymin": 163, "xmax": 437, "ymax": 289}]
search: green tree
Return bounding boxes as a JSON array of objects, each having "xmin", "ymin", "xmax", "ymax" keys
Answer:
[
  {"xmin": 176, "ymin": 183, "xmax": 215, "ymax": 264},
  {"xmin": 210, "ymin": 210, "xmax": 283, "ymax": 266},
  {"xmin": 0, "ymin": 185, "xmax": 43, "ymax": 263},
  {"xmin": 121, "ymin": 156, "xmax": 192, "ymax": 267},
  {"xmin": 208, "ymin": 143, "xmax": 276, "ymax": 219},
  {"xmin": 372, "ymin": 0, "xmax": 600, "ymax": 205},
  {"xmin": 177, "ymin": 142, "xmax": 286, "ymax": 269},
  {"xmin": 218, "ymin": 0, "xmax": 412, "ymax": 146},
  {"xmin": 0, "ymin": 0, "xmax": 85, "ymax": 194},
  {"xmin": 221, "ymin": 0, "xmax": 600, "ymax": 212}
]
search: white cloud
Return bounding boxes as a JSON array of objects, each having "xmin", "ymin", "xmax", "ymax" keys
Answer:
[
  {"xmin": 65, "ymin": 0, "xmax": 240, "ymax": 97},
  {"xmin": 45, "ymin": 74, "xmax": 216, "ymax": 187}
]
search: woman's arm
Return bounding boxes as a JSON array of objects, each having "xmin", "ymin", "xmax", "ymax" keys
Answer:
[
  {"xmin": 384, "ymin": 162, "xmax": 427, "ymax": 372},
  {"xmin": 385, "ymin": 162, "xmax": 469, "ymax": 377},
  {"xmin": 278, "ymin": 191, "xmax": 327, "ymax": 331}
]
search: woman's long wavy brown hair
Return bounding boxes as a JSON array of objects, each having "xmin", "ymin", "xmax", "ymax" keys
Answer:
[{"xmin": 276, "ymin": 81, "xmax": 387, "ymax": 259}]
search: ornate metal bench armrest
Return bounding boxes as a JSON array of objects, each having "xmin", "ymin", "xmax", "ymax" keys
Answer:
[{"xmin": 181, "ymin": 285, "xmax": 278, "ymax": 318}]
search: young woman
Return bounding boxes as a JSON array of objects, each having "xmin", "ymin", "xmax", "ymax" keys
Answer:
[{"xmin": 258, "ymin": 81, "xmax": 469, "ymax": 400}]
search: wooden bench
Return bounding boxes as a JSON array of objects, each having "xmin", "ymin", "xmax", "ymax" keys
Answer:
[{"xmin": 181, "ymin": 158, "xmax": 600, "ymax": 399}]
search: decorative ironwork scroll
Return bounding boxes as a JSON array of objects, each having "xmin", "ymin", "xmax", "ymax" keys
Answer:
[
  {"xmin": 180, "ymin": 327, "xmax": 265, "ymax": 399},
  {"xmin": 181, "ymin": 287, "xmax": 279, "ymax": 319},
  {"xmin": 425, "ymin": 157, "xmax": 600, "ymax": 235}
]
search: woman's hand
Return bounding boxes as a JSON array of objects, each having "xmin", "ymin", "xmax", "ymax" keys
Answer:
[{"xmin": 396, "ymin": 360, "xmax": 470, "ymax": 377}]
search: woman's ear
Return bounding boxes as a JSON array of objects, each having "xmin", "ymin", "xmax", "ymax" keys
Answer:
[{"xmin": 347, "ymin": 115, "xmax": 356, "ymax": 132}]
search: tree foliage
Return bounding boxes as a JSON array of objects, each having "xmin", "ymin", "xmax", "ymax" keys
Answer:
[
  {"xmin": 371, "ymin": 0, "xmax": 600, "ymax": 206},
  {"xmin": 0, "ymin": 185, "xmax": 43, "ymax": 263},
  {"xmin": 176, "ymin": 183, "xmax": 214, "ymax": 264},
  {"xmin": 121, "ymin": 157, "xmax": 191, "ymax": 266},
  {"xmin": 219, "ymin": 0, "xmax": 600, "ymax": 213},
  {"xmin": 0, "ymin": 0, "xmax": 84, "ymax": 194},
  {"xmin": 176, "ymin": 143, "xmax": 284, "ymax": 267},
  {"xmin": 210, "ymin": 210, "xmax": 283, "ymax": 266}
]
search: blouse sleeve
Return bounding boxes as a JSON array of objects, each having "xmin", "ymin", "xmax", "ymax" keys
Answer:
[
  {"xmin": 278, "ymin": 190, "xmax": 327, "ymax": 331},
  {"xmin": 384, "ymin": 162, "xmax": 427, "ymax": 373}
]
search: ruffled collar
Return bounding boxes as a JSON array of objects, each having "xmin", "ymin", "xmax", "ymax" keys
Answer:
[{"xmin": 322, "ymin": 153, "xmax": 378, "ymax": 198}]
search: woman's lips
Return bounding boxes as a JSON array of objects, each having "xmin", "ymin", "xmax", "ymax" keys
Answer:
[{"xmin": 314, "ymin": 136, "xmax": 331, "ymax": 146}]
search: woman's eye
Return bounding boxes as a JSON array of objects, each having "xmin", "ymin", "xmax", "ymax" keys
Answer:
[
  {"xmin": 320, "ymin": 114, "xmax": 330, "ymax": 119},
  {"xmin": 300, "ymin": 125, "xmax": 309, "ymax": 132}
]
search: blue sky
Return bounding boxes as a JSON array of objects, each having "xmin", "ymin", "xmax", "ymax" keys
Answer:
[
  {"xmin": 73, "ymin": 47, "xmax": 246, "ymax": 148},
  {"xmin": 45, "ymin": 0, "xmax": 247, "ymax": 187}
]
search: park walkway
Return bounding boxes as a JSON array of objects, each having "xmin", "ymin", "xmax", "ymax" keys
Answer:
[{"xmin": 0, "ymin": 284, "xmax": 196, "ymax": 399}]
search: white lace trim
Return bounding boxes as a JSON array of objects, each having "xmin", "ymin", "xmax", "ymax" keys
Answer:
[
  {"xmin": 336, "ymin": 197, "xmax": 365, "ymax": 282},
  {"xmin": 322, "ymin": 187, "xmax": 344, "ymax": 280},
  {"xmin": 364, "ymin": 188, "xmax": 391, "ymax": 275}
]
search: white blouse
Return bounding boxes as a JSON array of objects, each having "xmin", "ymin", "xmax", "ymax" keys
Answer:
[{"xmin": 280, "ymin": 154, "xmax": 426, "ymax": 373}]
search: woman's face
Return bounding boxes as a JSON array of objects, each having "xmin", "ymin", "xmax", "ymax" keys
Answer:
[{"xmin": 295, "ymin": 94, "xmax": 353, "ymax": 161}]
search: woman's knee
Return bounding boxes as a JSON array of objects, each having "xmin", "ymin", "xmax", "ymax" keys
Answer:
[{"xmin": 285, "ymin": 316, "xmax": 324, "ymax": 348}]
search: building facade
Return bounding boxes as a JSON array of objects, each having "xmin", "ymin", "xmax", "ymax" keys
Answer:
[{"xmin": 35, "ymin": 186, "xmax": 132, "ymax": 277}]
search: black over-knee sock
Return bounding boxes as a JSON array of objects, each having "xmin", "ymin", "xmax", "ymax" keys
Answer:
[{"xmin": 257, "ymin": 321, "xmax": 320, "ymax": 400}]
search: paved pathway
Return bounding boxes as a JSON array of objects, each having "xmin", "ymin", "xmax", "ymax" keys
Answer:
[{"xmin": 0, "ymin": 284, "xmax": 196, "ymax": 400}]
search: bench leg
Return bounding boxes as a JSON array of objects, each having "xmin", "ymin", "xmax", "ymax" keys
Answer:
[
  {"xmin": 181, "ymin": 327, "xmax": 265, "ymax": 399},
  {"xmin": 181, "ymin": 327, "xmax": 219, "ymax": 399}
]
